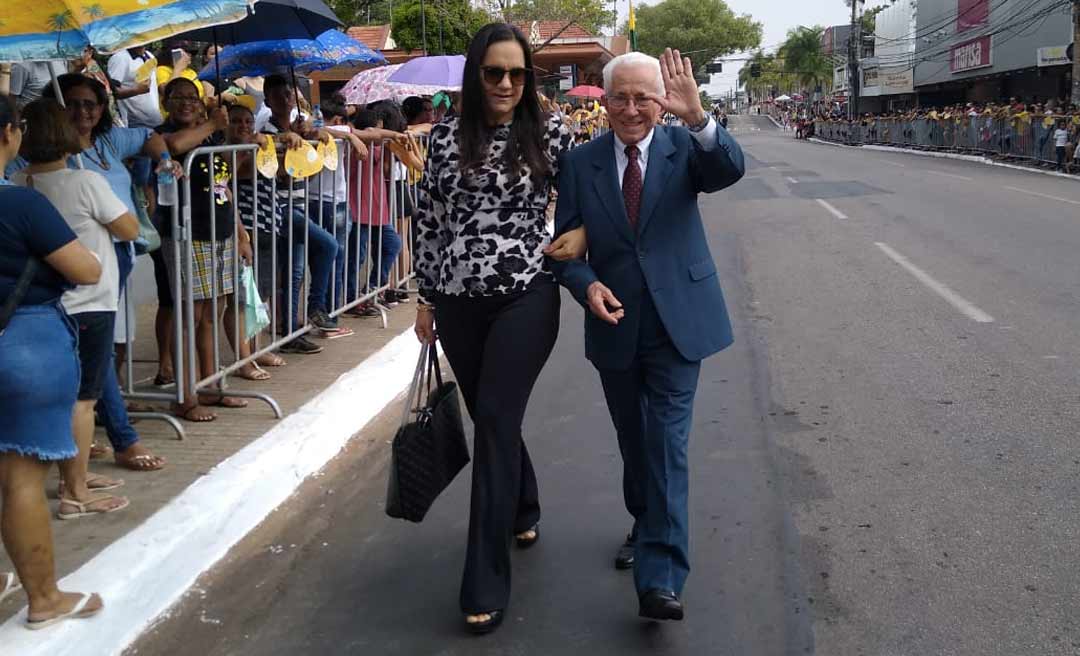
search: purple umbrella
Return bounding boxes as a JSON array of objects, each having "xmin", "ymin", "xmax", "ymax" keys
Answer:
[{"xmin": 387, "ymin": 55, "xmax": 465, "ymax": 89}]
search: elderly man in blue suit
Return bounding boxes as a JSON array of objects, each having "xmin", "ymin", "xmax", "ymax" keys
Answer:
[{"xmin": 549, "ymin": 48, "xmax": 745, "ymax": 621}]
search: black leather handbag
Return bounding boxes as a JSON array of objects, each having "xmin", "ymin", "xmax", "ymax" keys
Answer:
[{"xmin": 386, "ymin": 343, "xmax": 469, "ymax": 522}]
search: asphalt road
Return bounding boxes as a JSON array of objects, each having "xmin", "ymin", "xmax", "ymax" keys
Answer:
[{"xmin": 132, "ymin": 115, "xmax": 1080, "ymax": 656}]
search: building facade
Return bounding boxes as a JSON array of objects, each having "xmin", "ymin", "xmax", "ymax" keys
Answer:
[
  {"xmin": 913, "ymin": 0, "xmax": 1073, "ymax": 106},
  {"xmin": 860, "ymin": 0, "xmax": 918, "ymax": 112}
]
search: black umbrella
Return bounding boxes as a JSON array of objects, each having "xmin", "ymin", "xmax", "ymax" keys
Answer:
[{"xmin": 182, "ymin": 0, "xmax": 342, "ymax": 43}]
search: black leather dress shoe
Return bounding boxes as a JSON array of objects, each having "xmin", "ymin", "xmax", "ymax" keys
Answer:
[
  {"xmin": 638, "ymin": 589, "xmax": 684, "ymax": 621},
  {"xmin": 614, "ymin": 534, "xmax": 635, "ymax": 570}
]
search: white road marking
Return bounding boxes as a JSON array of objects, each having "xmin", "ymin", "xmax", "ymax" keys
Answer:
[
  {"xmin": 1005, "ymin": 186, "xmax": 1080, "ymax": 206},
  {"xmin": 930, "ymin": 170, "xmax": 974, "ymax": 181},
  {"xmin": 874, "ymin": 242, "xmax": 995, "ymax": 323},
  {"xmin": 816, "ymin": 198, "xmax": 848, "ymax": 220},
  {"xmin": 787, "ymin": 177, "xmax": 799, "ymax": 184}
]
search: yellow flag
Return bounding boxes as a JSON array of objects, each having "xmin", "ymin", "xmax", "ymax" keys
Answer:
[{"xmin": 628, "ymin": 5, "xmax": 636, "ymax": 32}]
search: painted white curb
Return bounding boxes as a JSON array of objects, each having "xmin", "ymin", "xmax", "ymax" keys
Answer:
[
  {"xmin": 808, "ymin": 138, "xmax": 1080, "ymax": 183},
  {"xmin": 767, "ymin": 115, "xmax": 783, "ymax": 130},
  {"xmin": 0, "ymin": 329, "xmax": 420, "ymax": 655}
]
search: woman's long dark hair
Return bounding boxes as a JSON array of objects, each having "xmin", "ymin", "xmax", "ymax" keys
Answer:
[
  {"xmin": 43, "ymin": 73, "xmax": 112, "ymax": 141},
  {"xmin": 459, "ymin": 23, "xmax": 550, "ymax": 182},
  {"xmin": 0, "ymin": 95, "xmax": 15, "ymax": 131}
]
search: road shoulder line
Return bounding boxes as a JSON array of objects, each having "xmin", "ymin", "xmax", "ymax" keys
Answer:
[{"xmin": 0, "ymin": 329, "xmax": 420, "ymax": 656}]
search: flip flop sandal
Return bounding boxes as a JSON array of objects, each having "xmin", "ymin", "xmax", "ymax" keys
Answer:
[
  {"xmin": 235, "ymin": 364, "xmax": 272, "ymax": 381},
  {"xmin": 153, "ymin": 373, "xmax": 176, "ymax": 387},
  {"xmin": 26, "ymin": 592, "xmax": 103, "ymax": 630},
  {"xmin": 89, "ymin": 442, "xmax": 111, "ymax": 460},
  {"xmin": 198, "ymin": 395, "xmax": 249, "ymax": 409},
  {"xmin": 256, "ymin": 354, "xmax": 286, "ymax": 367},
  {"xmin": 0, "ymin": 573, "xmax": 22, "ymax": 605},
  {"xmin": 115, "ymin": 454, "xmax": 166, "ymax": 472},
  {"xmin": 171, "ymin": 404, "xmax": 217, "ymax": 423},
  {"xmin": 57, "ymin": 495, "xmax": 130, "ymax": 520},
  {"xmin": 57, "ymin": 475, "xmax": 125, "ymax": 498}
]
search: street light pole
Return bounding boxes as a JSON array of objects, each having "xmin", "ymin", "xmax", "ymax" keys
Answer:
[
  {"xmin": 1072, "ymin": 0, "xmax": 1080, "ymax": 105},
  {"xmin": 848, "ymin": 0, "xmax": 860, "ymax": 120},
  {"xmin": 420, "ymin": 0, "xmax": 428, "ymax": 55}
]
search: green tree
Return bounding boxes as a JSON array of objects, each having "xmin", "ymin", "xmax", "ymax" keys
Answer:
[
  {"xmin": 502, "ymin": 0, "xmax": 613, "ymax": 37},
  {"xmin": 391, "ymin": 0, "xmax": 492, "ymax": 54},
  {"xmin": 327, "ymin": 0, "xmax": 393, "ymax": 28},
  {"xmin": 626, "ymin": 0, "xmax": 761, "ymax": 71},
  {"xmin": 779, "ymin": 26, "xmax": 831, "ymax": 92}
]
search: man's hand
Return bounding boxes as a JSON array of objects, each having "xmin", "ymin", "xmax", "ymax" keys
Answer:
[
  {"xmin": 316, "ymin": 129, "xmax": 333, "ymax": 145},
  {"xmin": 253, "ymin": 133, "xmax": 269, "ymax": 149},
  {"xmin": 645, "ymin": 48, "xmax": 707, "ymax": 127},
  {"xmin": 209, "ymin": 106, "xmax": 229, "ymax": 131},
  {"xmin": 238, "ymin": 238, "xmax": 253, "ymax": 264},
  {"xmin": 586, "ymin": 281, "xmax": 624, "ymax": 325},
  {"xmin": 544, "ymin": 226, "xmax": 587, "ymax": 261},
  {"xmin": 281, "ymin": 131, "xmax": 304, "ymax": 150}
]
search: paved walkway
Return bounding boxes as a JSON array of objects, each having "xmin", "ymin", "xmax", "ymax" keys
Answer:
[{"xmin": 0, "ymin": 297, "xmax": 416, "ymax": 624}]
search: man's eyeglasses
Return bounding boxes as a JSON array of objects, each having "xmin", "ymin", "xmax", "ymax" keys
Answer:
[
  {"xmin": 606, "ymin": 95, "xmax": 655, "ymax": 111},
  {"xmin": 16, "ymin": 119, "xmax": 28, "ymax": 137},
  {"xmin": 66, "ymin": 99, "xmax": 100, "ymax": 113},
  {"xmin": 480, "ymin": 66, "xmax": 530, "ymax": 87}
]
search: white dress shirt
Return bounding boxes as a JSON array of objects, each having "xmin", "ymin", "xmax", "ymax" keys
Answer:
[{"xmin": 613, "ymin": 117, "xmax": 719, "ymax": 189}]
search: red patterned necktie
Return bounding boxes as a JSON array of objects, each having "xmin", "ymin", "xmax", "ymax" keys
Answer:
[{"xmin": 623, "ymin": 144, "xmax": 642, "ymax": 231}]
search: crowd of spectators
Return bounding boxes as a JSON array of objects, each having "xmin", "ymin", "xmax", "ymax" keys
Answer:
[
  {"xmin": 782, "ymin": 97, "xmax": 1080, "ymax": 173},
  {"xmin": 0, "ymin": 40, "xmax": 453, "ymax": 624}
]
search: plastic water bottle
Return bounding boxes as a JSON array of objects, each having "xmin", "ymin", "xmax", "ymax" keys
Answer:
[
  {"xmin": 157, "ymin": 152, "xmax": 177, "ymax": 207},
  {"xmin": 312, "ymin": 104, "xmax": 324, "ymax": 129}
]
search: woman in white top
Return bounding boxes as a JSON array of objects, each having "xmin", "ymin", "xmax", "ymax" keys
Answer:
[{"xmin": 13, "ymin": 99, "xmax": 139, "ymax": 520}]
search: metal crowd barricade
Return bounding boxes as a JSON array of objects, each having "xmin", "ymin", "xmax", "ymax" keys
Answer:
[{"xmin": 115, "ymin": 243, "xmax": 185, "ymax": 439}]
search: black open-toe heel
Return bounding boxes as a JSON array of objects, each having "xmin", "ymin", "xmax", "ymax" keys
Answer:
[
  {"xmin": 465, "ymin": 609, "xmax": 504, "ymax": 635},
  {"xmin": 515, "ymin": 523, "xmax": 540, "ymax": 549}
]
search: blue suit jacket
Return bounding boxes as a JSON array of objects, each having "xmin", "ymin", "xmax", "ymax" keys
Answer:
[{"xmin": 550, "ymin": 124, "xmax": 746, "ymax": 370}]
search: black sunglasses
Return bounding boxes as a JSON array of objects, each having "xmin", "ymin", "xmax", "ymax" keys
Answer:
[{"xmin": 480, "ymin": 66, "xmax": 530, "ymax": 87}]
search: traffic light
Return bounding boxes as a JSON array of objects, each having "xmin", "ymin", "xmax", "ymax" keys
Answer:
[{"xmin": 750, "ymin": 63, "xmax": 762, "ymax": 78}]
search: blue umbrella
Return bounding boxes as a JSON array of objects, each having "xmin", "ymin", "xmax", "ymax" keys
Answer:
[{"xmin": 197, "ymin": 28, "xmax": 385, "ymax": 80}]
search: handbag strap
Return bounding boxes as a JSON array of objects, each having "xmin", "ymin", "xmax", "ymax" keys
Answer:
[
  {"xmin": 428, "ymin": 342, "xmax": 445, "ymax": 390},
  {"xmin": 0, "ymin": 257, "xmax": 39, "ymax": 336},
  {"xmin": 399, "ymin": 345, "xmax": 429, "ymax": 430}
]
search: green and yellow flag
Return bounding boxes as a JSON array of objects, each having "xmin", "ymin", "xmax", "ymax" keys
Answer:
[{"xmin": 628, "ymin": 0, "xmax": 638, "ymax": 52}]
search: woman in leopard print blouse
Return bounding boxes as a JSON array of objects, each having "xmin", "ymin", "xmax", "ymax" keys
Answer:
[{"xmin": 412, "ymin": 23, "xmax": 583, "ymax": 635}]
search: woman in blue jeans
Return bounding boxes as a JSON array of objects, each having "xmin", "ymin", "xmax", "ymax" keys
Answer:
[
  {"xmin": 44, "ymin": 74, "xmax": 169, "ymax": 471},
  {"xmin": 0, "ymin": 96, "xmax": 107, "ymax": 627}
]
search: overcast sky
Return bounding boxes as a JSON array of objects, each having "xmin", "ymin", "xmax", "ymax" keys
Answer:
[{"xmin": 613, "ymin": 0, "xmax": 855, "ymax": 98}]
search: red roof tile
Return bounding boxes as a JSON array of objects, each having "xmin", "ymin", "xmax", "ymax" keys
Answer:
[
  {"xmin": 346, "ymin": 25, "xmax": 391, "ymax": 50},
  {"xmin": 513, "ymin": 21, "xmax": 594, "ymax": 40}
]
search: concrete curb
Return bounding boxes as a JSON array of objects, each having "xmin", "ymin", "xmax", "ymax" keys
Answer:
[
  {"xmin": 807, "ymin": 138, "xmax": 1080, "ymax": 183},
  {"xmin": 767, "ymin": 115, "xmax": 783, "ymax": 130},
  {"xmin": 0, "ymin": 329, "xmax": 420, "ymax": 655}
]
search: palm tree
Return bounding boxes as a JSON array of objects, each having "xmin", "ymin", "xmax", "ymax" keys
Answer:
[
  {"xmin": 47, "ymin": 10, "xmax": 75, "ymax": 52},
  {"xmin": 780, "ymin": 26, "xmax": 832, "ymax": 95},
  {"xmin": 83, "ymin": 4, "xmax": 106, "ymax": 20}
]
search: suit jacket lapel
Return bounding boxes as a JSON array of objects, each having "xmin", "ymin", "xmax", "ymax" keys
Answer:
[
  {"xmin": 636, "ymin": 127, "xmax": 677, "ymax": 237},
  {"xmin": 591, "ymin": 132, "xmax": 636, "ymax": 245}
]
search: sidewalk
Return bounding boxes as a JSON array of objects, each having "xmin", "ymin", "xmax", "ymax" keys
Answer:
[
  {"xmin": 808, "ymin": 136, "xmax": 1080, "ymax": 183},
  {"xmin": 0, "ymin": 296, "xmax": 418, "ymax": 628}
]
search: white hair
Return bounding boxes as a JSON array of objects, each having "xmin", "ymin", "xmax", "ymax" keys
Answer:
[{"xmin": 602, "ymin": 52, "xmax": 665, "ymax": 96}]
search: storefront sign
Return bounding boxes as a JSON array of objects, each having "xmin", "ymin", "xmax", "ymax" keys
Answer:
[
  {"xmin": 880, "ymin": 68, "xmax": 914, "ymax": 94},
  {"xmin": 957, "ymin": 0, "xmax": 990, "ymax": 32},
  {"xmin": 1037, "ymin": 45, "xmax": 1071, "ymax": 67},
  {"xmin": 951, "ymin": 36, "xmax": 992, "ymax": 73},
  {"xmin": 559, "ymin": 65, "xmax": 574, "ymax": 91},
  {"xmin": 863, "ymin": 67, "xmax": 879, "ymax": 87},
  {"xmin": 833, "ymin": 65, "xmax": 848, "ymax": 92}
]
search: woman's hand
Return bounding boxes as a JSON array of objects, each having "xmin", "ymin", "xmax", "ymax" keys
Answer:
[
  {"xmin": 545, "ymin": 226, "xmax": 588, "ymax": 261},
  {"xmin": 238, "ymin": 238, "xmax": 253, "ymax": 264},
  {"xmin": 281, "ymin": 131, "xmax": 304, "ymax": 150},
  {"xmin": 414, "ymin": 307, "xmax": 437, "ymax": 344},
  {"xmin": 156, "ymin": 157, "xmax": 184, "ymax": 179}
]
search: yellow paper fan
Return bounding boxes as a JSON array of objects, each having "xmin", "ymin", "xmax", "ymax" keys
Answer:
[
  {"xmin": 284, "ymin": 142, "xmax": 323, "ymax": 179},
  {"xmin": 317, "ymin": 139, "xmax": 339, "ymax": 171},
  {"xmin": 256, "ymin": 138, "xmax": 278, "ymax": 179}
]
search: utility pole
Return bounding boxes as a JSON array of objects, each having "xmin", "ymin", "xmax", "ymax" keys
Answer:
[
  {"xmin": 848, "ymin": 0, "xmax": 861, "ymax": 120},
  {"xmin": 420, "ymin": 0, "xmax": 428, "ymax": 55},
  {"xmin": 1072, "ymin": 0, "xmax": 1080, "ymax": 105}
]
